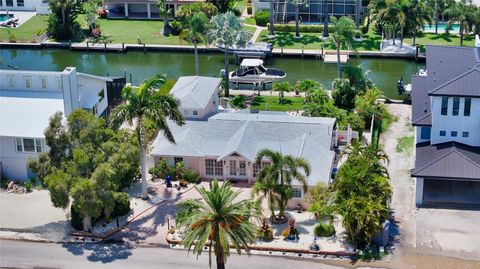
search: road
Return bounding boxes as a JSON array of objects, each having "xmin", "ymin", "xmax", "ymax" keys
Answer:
[{"xmin": 0, "ymin": 240, "xmax": 348, "ymax": 269}]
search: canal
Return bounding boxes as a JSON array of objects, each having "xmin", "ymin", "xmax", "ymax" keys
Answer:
[{"xmin": 0, "ymin": 48, "xmax": 425, "ymax": 99}]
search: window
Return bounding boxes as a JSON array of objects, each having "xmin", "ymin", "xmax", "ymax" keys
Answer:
[
  {"xmin": 439, "ymin": 130, "xmax": 446, "ymax": 136},
  {"xmin": 464, "ymin": 98, "xmax": 471, "ymax": 116},
  {"xmin": 7, "ymin": 75, "xmax": 15, "ymax": 88},
  {"xmin": 24, "ymin": 76, "xmax": 31, "ymax": 88},
  {"xmin": 174, "ymin": 157, "xmax": 183, "ymax": 165},
  {"xmin": 462, "ymin": 132, "xmax": 469, "ymax": 138},
  {"xmin": 420, "ymin": 127, "xmax": 431, "ymax": 140},
  {"xmin": 229, "ymin": 160, "xmax": 237, "ymax": 176},
  {"xmin": 292, "ymin": 188, "xmax": 302, "ymax": 198},
  {"xmin": 98, "ymin": 89, "xmax": 105, "ymax": 102},
  {"xmin": 6, "ymin": 0, "xmax": 13, "ymax": 7},
  {"xmin": 17, "ymin": 0, "xmax": 24, "ymax": 6},
  {"xmin": 92, "ymin": 104, "xmax": 98, "ymax": 115},
  {"xmin": 451, "ymin": 131, "xmax": 457, "ymax": 137},
  {"xmin": 239, "ymin": 161, "xmax": 246, "ymax": 176},
  {"xmin": 261, "ymin": 161, "xmax": 271, "ymax": 168},
  {"xmin": 253, "ymin": 163, "xmax": 261, "ymax": 177},
  {"xmin": 15, "ymin": 138, "xmax": 42, "ymax": 153},
  {"xmin": 192, "ymin": 110, "xmax": 199, "ymax": 116},
  {"xmin": 40, "ymin": 77, "xmax": 47, "ymax": 89},
  {"xmin": 205, "ymin": 159, "xmax": 223, "ymax": 176},
  {"xmin": 441, "ymin": 97, "xmax": 448, "ymax": 115},
  {"xmin": 57, "ymin": 78, "xmax": 63, "ymax": 89},
  {"xmin": 452, "ymin": 97, "xmax": 460, "ymax": 116},
  {"xmin": 183, "ymin": 110, "xmax": 189, "ymax": 115}
]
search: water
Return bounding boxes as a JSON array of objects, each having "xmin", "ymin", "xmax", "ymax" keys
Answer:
[
  {"xmin": 0, "ymin": 48, "xmax": 425, "ymax": 99},
  {"xmin": 0, "ymin": 14, "xmax": 14, "ymax": 21},
  {"xmin": 423, "ymin": 23, "xmax": 460, "ymax": 33}
]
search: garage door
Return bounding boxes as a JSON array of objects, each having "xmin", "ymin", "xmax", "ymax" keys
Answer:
[{"xmin": 423, "ymin": 179, "xmax": 480, "ymax": 206}]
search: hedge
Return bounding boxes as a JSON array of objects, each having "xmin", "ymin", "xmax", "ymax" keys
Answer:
[
  {"xmin": 254, "ymin": 11, "xmax": 270, "ymax": 27},
  {"xmin": 314, "ymin": 223, "xmax": 336, "ymax": 237},
  {"xmin": 269, "ymin": 23, "xmax": 334, "ymax": 33}
]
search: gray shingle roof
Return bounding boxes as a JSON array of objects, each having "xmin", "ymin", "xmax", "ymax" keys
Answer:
[
  {"xmin": 429, "ymin": 67, "xmax": 480, "ymax": 97},
  {"xmin": 412, "ymin": 142, "xmax": 480, "ymax": 180},
  {"xmin": 151, "ymin": 111, "xmax": 336, "ymax": 185},
  {"xmin": 170, "ymin": 76, "xmax": 221, "ymax": 110},
  {"xmin": 411, "ymin": 75, "xmax": 431, "ymax": 126}
]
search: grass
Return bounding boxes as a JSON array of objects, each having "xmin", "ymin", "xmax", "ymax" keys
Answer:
[
  {"xmin": 250, "ymin": 96, "xmax": 304, "ymax": 111},
  {"xmin": 403, "ymin": 32, "xmax": 475, "ymax": 52},
  {"xmin": 159, "ymin": 79, "xmax": 177, "ymax": 94},
  {"xmin": 396, "ymin": 136, "xmax": 414, "ymax": 154},
  {"xmin": 244, "ymin": 17, "xmax": 256, "ymax": 26},
  {"xmin": 0, "ymin": 15, "xmax": 48, "ymax": 42}
]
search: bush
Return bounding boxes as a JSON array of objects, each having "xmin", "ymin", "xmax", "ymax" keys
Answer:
[
  {"xmin": 149, "ymin": 159, "xmax": 170, "ymax": 180},
  {"xmin": 346, "ymin": 113, "xmax": 366, "ymax": 137},
  {"xmin": 71, "ymin": 204, "xmax": 99, "ymax": 231},
  {"xmin": 24, "ymin": 181, "xmax": 32, "ymax": 192},
  {"xmin": 257, "ymin": 220, "xmax": 273, "ymax": 241},
  {"xmin": 112, "ymin": 192, "xmax": 131, "ymax": 217},
  {"xmin": 254, "ymin": 11, "xmax": 270, "ymax": 27},
  {"xmin": 169, "ymin": 20, "xmax": 184, "ymax": 35},
  {"xmin": 230, "ymin": 8, "xmax": 242, "ymax": 17},
  {"xmin": 183, "ymin": 170, "xmax": 201, "ymax": 184},
  {"xmin": 314, "ymin": 223, "xmax": 336, "ymax": 237},
  {"xmin": 270, "ymin": 23, "xmax": 334, "ymax": 33},
  {"xmin": 231, "ymin": 95, "xmax": 246, "ymax": 108},
  {"xmin": 361, "ymin": 25, "xmax": 369, "ymax": 35}
]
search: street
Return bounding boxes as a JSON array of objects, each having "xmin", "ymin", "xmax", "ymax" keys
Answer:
[{"xmin": 0, "ymin": 240, "xmax": 348, "ymax": 269}]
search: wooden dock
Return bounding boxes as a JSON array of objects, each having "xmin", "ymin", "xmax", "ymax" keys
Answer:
[{"xmin": 322, "ymin": 50, "xmax": 349, "ymax": 63}]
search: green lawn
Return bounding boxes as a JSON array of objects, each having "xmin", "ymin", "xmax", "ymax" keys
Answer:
[
  {"xmin": 244, "ymin": 17, "xmax": 256, "ymax": 26},
  {"xmin": 403, "ymin": 33, "xmax": 475, "ymax": 52},
  {"xmin": 0, "ymin": 15, "xmax": 48, "ymax": 42},
  {"xmin": 249, "ymin": 96, "xmax": 305, "ymax": 111}
]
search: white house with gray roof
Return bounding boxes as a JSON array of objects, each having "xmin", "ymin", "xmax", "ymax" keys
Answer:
[
  {"xmin": 150, "ymin": 110, "xmax": 337, "ymax": 208},
  {"xmin": 411, "ymin": 45, "xmax": 480, "ymax": 207},
  {"xmin": 170, "ymin": 76, "xmax": 221, "ymax": 120}
]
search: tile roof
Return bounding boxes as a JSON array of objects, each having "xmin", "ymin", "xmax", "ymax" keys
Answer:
[
  {"xmin": 151, "ymin": 111, "xmax": 336, "ymax": 185},
  {"xmin": 429, "ymin": 68, "xmax": 480, "ymax": 97},
  {"xmin": 170, "ymin": 76, "xmax": 220, "ymax": 110},
  {"xmin": 412, "ymin": 142, "xmax": 480, "ymax": 180}
]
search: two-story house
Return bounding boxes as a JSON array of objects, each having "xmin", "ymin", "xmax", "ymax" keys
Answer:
[{"xmin": 411, "ymin": 45, "xmax": 480, "ymax": 207}]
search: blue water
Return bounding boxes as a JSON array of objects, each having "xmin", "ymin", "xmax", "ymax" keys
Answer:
[
  {"xmin": 423, "ymin": 23, "xmax": 460, "ymax": 33},
  {"xmin": 0, "ymin": 14, "xmax": 14, "ymax": 22}
]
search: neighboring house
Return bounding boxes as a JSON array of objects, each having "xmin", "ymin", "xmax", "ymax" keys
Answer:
[
  {"xmin": 104, "ymin": 0, "xmax": 205, "ymax": 19},
  {"xmin": 411, "ymin": 45, "xmax": 480, "ymax": 207},
  {"xmin": 170, "ymin": 76, "xmax": 220, "ymax": 120},
  {"xmin": 0, "ymin": 67, "xmax": 115, "ymax": 180},
  {"xmin": 253, "ymin": 0, "xmax": 363, "ymax": 26},
  {"xmin": 0, "ymin": 0, "xmax": 49, "ymax": 14},
  {"xmin": 151, "ymin": 110, "xmax": 337, "ymax": 208}
]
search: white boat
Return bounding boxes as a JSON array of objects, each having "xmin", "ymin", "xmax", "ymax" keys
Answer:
[
  {"xmin": 217, "ymin": 42, "xmax": 273, "ymax": 58},
  {"xmin": 229, "ymin": 59, "xmax": 286, "ymax": 85}
]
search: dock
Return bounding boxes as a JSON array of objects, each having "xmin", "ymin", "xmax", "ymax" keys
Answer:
[{"xmin": 322, "ymin": 50, "xmax": 349, "ymax": 63}]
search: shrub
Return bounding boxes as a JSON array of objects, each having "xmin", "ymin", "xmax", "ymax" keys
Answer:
[
  {"xmin": 254, "ymin": 11, "xmax": 270, "ymax": 27},
  {"xmin": 112, "ymin": 192, "xmax": 131, "ymax": 217},
  {"xmin": 361, "ymin": 25, "xmax": 369, "ymax": 35},
  {"xmin": 230, "ymin": 8, "xmax": 242, "ymax": 17},
  {"xmin": 183, "ymin": 170, "xmax": 201, "ymax": 184},
  {"xmin": 149, "ymin": 159, "xmax": 170, "ymax": 180},
  {"xmin": 346, "ymin": 113, "xmax": 366, "ymax": 137},
  {"xmin": 270, "ymin": 23, "xmax": 334, "ymax": 33},
  {"xmin": 314, "ymin": 223, "xmax": 336, "ymax": 237},
  {"xmin": 24, "ymin": 181, "xmax": 32, "ymax": 192},
  {"xmin": 231, "ymin": 95, "xmax": 246, "ymax": 108},
  {"xmin": 247, "ymin": 5, "xmax": 252, "ymax": 15},
  {"xmin": 257, "ymin": 219, "xmax": 273, "ymax": 241},
  {"xmin": 169, "ymin": 20, "xmax": 184, "ymax": 35}
]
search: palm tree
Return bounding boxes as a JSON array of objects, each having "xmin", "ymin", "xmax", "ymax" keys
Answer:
[
  {"xmin": 207, "ymin": 12, "xmax": 251, "ymax": 97},
  {"xmin": 157, "ymin": 0, "xmax": 172, "ymax": 35},
  {"xmin": 110, "ymin": 74, "xmax": 185, "ymax": 199},
  {"xmin": 269, "ymin": 0, "xmax": 275, "ymax": 36},
  {"xmin": 176, "ymin": 180, "xmax": 260, "ymax": 269},
  {"xmin": 272, "ymin": 81, "xmax": 291, "ymax": 103},
  {"xmin": 444, "ymin": 0, "xmax": 475, "ymax": 46},
  {"xmin": 290, "ymin": 0, "xmax": 307, "ymax": 38},
  {"xmin": 252, "ymin": 149, "xmax": 310, "ymax": 220},
  {"xmin": 179, "ymin": 13, "xmax": 209, "ymax": 76},
  {"xmin": 330, "ymin": 16, "xmax": 356, "ymax": 79},
  {"xmin": 406, "ymin": 0, "xmax": 432, "ymax": 45},
  {"xmin": 323, "ymin": 0, "xmax": 329, "ymax": 37}
]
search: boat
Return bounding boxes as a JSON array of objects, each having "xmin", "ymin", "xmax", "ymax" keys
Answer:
[
  {"xmin": 217, "ymin": 42, "xmax": 273, "ymax": 58},
  {"xmin": 229, "ymin": 59, "xmax": 286, "ymax": 85}
]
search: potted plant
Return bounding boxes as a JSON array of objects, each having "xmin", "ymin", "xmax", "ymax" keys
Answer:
[
  {"xmin": 282, "ymin": 218, "xmax": 298, "ymax": 241},
  {"xmin": 257, "ymin": 218, "xmax": 274, "ymax": 241}
]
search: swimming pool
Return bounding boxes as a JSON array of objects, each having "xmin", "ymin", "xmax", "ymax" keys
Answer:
[
  {"xmin": 0, "ymin": 14, "xmax": 14, "ymax": 22},
  {"xmin": 423, "ymin": 22, "xmax": 460, "ymax": 33}
]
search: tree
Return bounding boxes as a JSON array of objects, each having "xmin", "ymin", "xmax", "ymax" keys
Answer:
[
  {"xmin": 354, "ymin": 87, "xmax": 386, "ymax": 124},
  {"xmin": 269, "ymin": 0, "xmax": 275, "ymax": 36},
  {"xmin": 272, "ymin": 81, "xmax": 292, "ymax": 103},
  {"xmin": 110, "ymin": 74, "xmax": 185, "ymax": 199},
  {"xmin": 332, "ymin": 79, "xmax": 356, "ymax": 110},
  {"xmin": 294, "ymin": 79, "xmax": 321, "ymax": 95},
  {"xmin": 252, "ymin": 149, "xmax": 310, "ymax": 220},
  {"xmin": 405, "ymin": 0, "xmax": 432, "ymax": 45},
  {"xmin": 427, "ymin": 0, "xmax": 454, "ymax": 35},
  {"xmin": 207, "ymin": 0, "xmax": 234, "ymax": 13},
  {"xmin": 176, "ymin": 2, "xmax": 218, "ymax": 21},
  {"xmin": 207, "ymin": 12, "xmax": 251, "ymax": 97},
  {"xmin": 71, "ymin": 179, "xmax": 104, "ymax": 232},
  {"xmin": 290, "ymin": 0, "xmax": 307, "ymax": 38},
  {"xmin": 179, "ymin": 13, "xmax": 209, "ymax": 76},
  {"xmin": 157, "ymin": 0, "xmax": 173, "ymax": 36},
  {"xmin": 444, "ymin": 0, "xmax": 475, "ymax": 46},
  {"xmin": 43, "ymin": 111, "xmax": 71, "ymax": 168},
  {"xmin": 329, "ymin": 16, "xmax": 356, "ymax": 79},
  {"xmin": 302, "ymin": 87, "xmax": 347, "ymax": 122},
  {"xmin": 47, "ymin": 0, "xmax": 81, "ymax": 40},
  {"xmin": 323, "ymin": 0, "xmax": 329, "ymax": 37},
  {"xmin": 375, "ymin": 0, "xmax": 412, "ymax": 46},
  {"xmin": 176, "ymin": 180, "xmax": 260, "ymax": 269},
  {"xmin": 307, "ymin": 182, "xmax": 335, "ymax": 222}
]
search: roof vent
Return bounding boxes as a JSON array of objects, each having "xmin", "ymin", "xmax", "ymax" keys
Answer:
[{"xmin": 476, "ymin": 35, "xmax": 480, "ymax": 48}]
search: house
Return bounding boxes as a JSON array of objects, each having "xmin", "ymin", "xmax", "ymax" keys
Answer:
[
  {"xmin": 150, "ymin": 110, "xmax": 337, "ymax": 208},
  {"xmin": 411, "ymin": 45, "xmax": 480, "ymax": 207},
  {"xmin": 0, "ymin": 0, "xmax": 49, "ymax": 14},
  {"xmin": 253, "ymin": 0, "xmax": 363, "ymax": 26},
  {"xmin": 104, "ymin": 0, "xmax": 205, "ymax": 19},
  {"xmin": 170, "ymin": 76, "xmax": 221, "ymax": 120},
  {"xmin": 0, "ymin": 67, "xmax": 116, "ymax": 180}
]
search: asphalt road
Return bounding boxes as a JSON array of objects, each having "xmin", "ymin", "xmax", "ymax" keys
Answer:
[{"xmin": 0, "ymin": 240, "xmax": 348, "ymax": 269}]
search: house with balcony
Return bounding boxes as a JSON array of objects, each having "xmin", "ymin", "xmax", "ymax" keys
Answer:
[
  {"xmin": 0, "ymin": 67, "xmax": 118, "ymax": 180},
  {"xmin": 104, "ymin": 0, "xmax": 205, "ymax": 19},
  {"xmin": 411, "ymin": 45, "xmax": 480, "ymax": 207}
]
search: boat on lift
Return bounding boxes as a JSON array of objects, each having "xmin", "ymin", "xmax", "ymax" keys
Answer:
[
  {"xmin": 229, "ymin": 59, "xmax": 286, "ymax": 85},
  {"xmin": 217, "ymin": 42, "xmax": 273, "ymax": 58}
]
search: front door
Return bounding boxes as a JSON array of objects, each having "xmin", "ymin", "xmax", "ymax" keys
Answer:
[{"xmin": 228, "ymin": 158, "xmax": 248, "ymax": 180}]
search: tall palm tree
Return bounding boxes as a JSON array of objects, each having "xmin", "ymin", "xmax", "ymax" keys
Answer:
[
  {"xmin": 269, "ymin": 0, "xmax": 275, "ymax": 36},
  {"xmin": 323, "ymin": 0, "xmax": 329, "ymax": 37},
  {"xmin": 110, "ymin": 74, "xmax": 185, "ymax": 199},
  {"xmin": 444, "ymin": 0, "xmax": 475, "ymax": 46},
  {"xmin": 157, "ymin": 0, "xmax": 172, "ymax": 35},
  {"xmin": 406, "ymin": 0, "xmax": 432, "ymax": 45},
  {"xmin": 179, "ymin": 13, "xmax": 209, "ymax": 76},
  {"xmin": 252, "ymin": 149, "xmax": 310, "ymax": 220},
  {"xmin": 176, "ymin": 180, "xmax": 260, "ymax": 269},
  {"xmin": 207, "ymin": 12, "xmax": 251, "ymax": 97},
  {"xmin": 290, "ymin": 0, "xmax": 307, "ymax": 38},
  {"xmin": 330, "ymin": 16, "xmax": 356, "ymax": 79}
]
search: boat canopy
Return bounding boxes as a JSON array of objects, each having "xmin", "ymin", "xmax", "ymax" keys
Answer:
[{"xmin": 240, "ymin": 59, "xmax": 264, "ymax": 67}]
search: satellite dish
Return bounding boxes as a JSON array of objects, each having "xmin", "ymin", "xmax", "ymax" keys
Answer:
[{"xmin": 476, "ymin": 35, "xmax": 480, "ymax": 48}]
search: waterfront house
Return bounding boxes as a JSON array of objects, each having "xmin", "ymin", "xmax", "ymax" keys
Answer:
[
  {"xmin": 150, "ymin": 110, "xmax": 337, "ymax": 208},
  {"xmin": 0, "ymin": 0, "xmax": 49, "ymax": 14},
  {"xmin": 104, "ymin": 0, "xmax": 205, "ymax": 19},
  {"xmin": 0, "ymin": 67, "xmax": 116, "ymax": 180},
  {"xmin": 411, "ymin": 45, "xmax": 480, "ymax": 207},
  {"xmin": 170, "ymin": 76, "xmax": 221, "ymax": 120}
]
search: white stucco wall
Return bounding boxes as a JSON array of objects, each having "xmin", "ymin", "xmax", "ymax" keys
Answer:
[
  {"xmin": 431, "ymin": 96, "xmax": 480, "ymax": 146},
  {"xmin": 0, "ymin": 136, "xmax": 47, "ymax": 180}
]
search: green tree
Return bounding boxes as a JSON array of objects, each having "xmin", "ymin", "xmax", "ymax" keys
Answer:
[
  {"xmin": 43, "ymin": 170, "xmax": 73, "ymax": 209},
  {"xmin": 252, "ymin": 149, "xmax": 310, "ymax": 220},
  {"xmin": 332, "ymin": 79, "xmax": 356, "ymax": 110},
  {"xmin": 444, "ymin": 0, "xmax": 475, "ymax": 46},
  {"xmin": 272, "ymin": 81, "xmax": 292, "ymax": 103},
  {"xmin": 269, "ymin": 0, "xmax": 275, "ymax": 36},
  {"xmin": 176, "ymin": 180, "xmax": 260, "ymax": 269},
  {"xmin": 43, "ymin": 112, "xmax": 71, "ymax": 168},
  {"xmin": 290, "ymin": 0, "xmax": 307, "ymax": 38},
  {"xmin": 176, "ymin": 2, "xmax": 218, "ymax": 21},
  {"xmin": 405, "ymin": 0, "xmax": 432, "ymax": 45},
  {"xmin": 307, "ymin": 182, "xmax": 335, "ymax": 222},
  {"xmin": 110, "ymin": 74, "xmax": 185, "ymax": 199},
  {"xmin": 354, "ymin": 87, "xmax": 386, "ymax": 124},
  {"xmin": 157, "ymin": 0, "xmax": 174, "ymax": 35},
  {"xmin": 207, "ymin": 11, "xmax": 251, "ymax": 97},
  {"xmin": 329, "ymin": 16, "xmax": 356, "ymax": 78},
  {"xmin": 71, "ymin": 179, "xmax": 104, "ymax": 232},
  {"xmin": 294, "ymin": 79, "xmax": 321, "ymax": 95},
  {"xmin": 27, "ymin": 153, "xmax": 53, "ymax": 184},
  {"xmin": 179, "ymin": 13, "xmax": 209, "ymax": 76},
  {"xmin": 47, "ymin": 0, "xmax": 81, "ymax": 40},
  {"xmin": 302, "ymin": 87, "xmax": 347, "ymax": 122},
  {"xmin": 207, "ymin": 0, "xmax": 235, "ymax": 13}
]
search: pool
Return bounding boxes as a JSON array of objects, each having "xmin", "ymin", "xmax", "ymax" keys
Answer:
[
  {"xmin": 423, "ymin": 22, "xmax": 460, "ymax": 33},
  {"xmin": 0, "ymin": 14, "xmax": 14, "ymax": 22}
]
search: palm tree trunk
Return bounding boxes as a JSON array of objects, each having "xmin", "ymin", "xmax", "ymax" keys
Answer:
[
  {"xmin": 269, "ymin": 0, "xmax": 275, "ymax": 36},
  {"xmin": 460, "ymin": 21, "xmax": 464, "ymax": 46},
  {"xmin": 413, "ymin": 27, "xmax": 417, "ymax": 45},
  {"xmin": 216, "ymin": 244, "xmax": 225, "ymax": 269},
  {"xmin": 337, "ymin": 44, "xmax": 342, "ymax": 79},
  {"xmin": 323, "ymin": 0, "xmax": 329, "ymax": 37},
  {"xmin": 295, "ymin": 5, "xmax": 300, "ymax": 38},
  {"xmin": 435, "ymin": 8, "xmax": 439, "ymax": 35},
  {"xmin": 400, "ymin": 26, "xmax": 404, "ymax": 47},
  {"xmin": 194, "ymin": 42, "xmax": 199, "ymax": 76},
  {"xmin": 393, "ymin": 23, "xmax": 396, "ymax": 45},
  {"xmin": 137, "ymin": 127, "xmax": 148, "ymax": 199},
  {"xmin": 62, "ymin": 6, "xmax": 66, "ymax": 26},
  {"xmin": 224, "ymin": 48, "xmax": 229, "ymax": 97},
  {"xmin": 82, "ymin": 216, "xmax": 92, "ymax": 232}
]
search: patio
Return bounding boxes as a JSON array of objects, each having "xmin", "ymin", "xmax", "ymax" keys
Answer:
[{"xmin": 0, "ymin": 11, "xmax": 36, "ymax": 28}]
